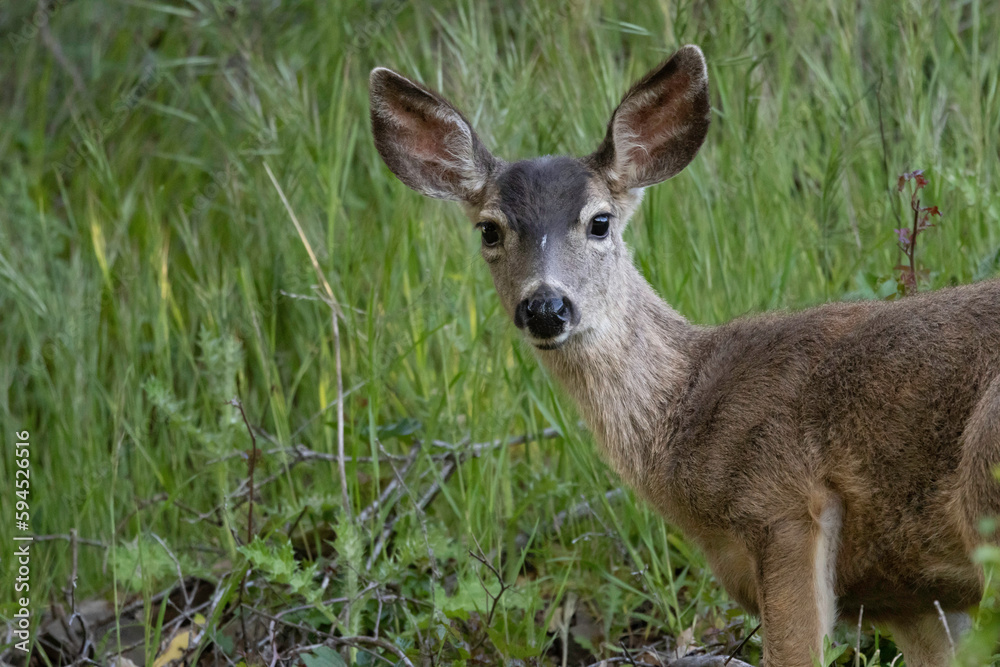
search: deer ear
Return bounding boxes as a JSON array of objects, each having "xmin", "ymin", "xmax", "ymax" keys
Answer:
[
  {"xmin": 370, "ymin": 68, "xmax": 499, "ymax": 203},
  {"xmin": 587, "ymin": 45, "xmax": 711, "ymax": 191}
]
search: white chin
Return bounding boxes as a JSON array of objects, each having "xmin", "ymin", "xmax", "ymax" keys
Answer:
[{"xmin": 529, "ymin": 330, "xmax": 571, "ymax": 350}]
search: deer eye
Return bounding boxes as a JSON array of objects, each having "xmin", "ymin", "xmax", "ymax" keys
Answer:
[
  {"xmin": 478, "ymin": 221, "xmax": 502, "ymax": 247},
  {"xmin": 589, "ymin": 213, "xmax": 610, "ymax": 239}
]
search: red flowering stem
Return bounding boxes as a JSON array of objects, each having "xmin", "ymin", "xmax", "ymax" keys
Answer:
[{"xmin": 908, "ymin": 196, "xmax": 920, "ymax": 291}]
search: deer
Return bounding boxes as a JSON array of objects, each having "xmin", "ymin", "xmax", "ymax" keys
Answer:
[{"xmin": 369, "ymin": 44, "xmax": 1000, "ymax": 666}]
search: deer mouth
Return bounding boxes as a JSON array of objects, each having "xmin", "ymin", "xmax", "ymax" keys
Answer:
[{"xmin": 528, "ymin": 329, "xmax": 572, "ymax": 351}]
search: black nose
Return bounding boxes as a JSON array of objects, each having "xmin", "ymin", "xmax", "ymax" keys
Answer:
[{"xmin": 514, "ymin": 287, "xmax": 575, "ymax": 339}]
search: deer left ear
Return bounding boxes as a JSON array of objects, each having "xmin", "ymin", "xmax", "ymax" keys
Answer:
[{"xmin": 587, "ymin": 45, "xmax": 711, "ymax": 191}]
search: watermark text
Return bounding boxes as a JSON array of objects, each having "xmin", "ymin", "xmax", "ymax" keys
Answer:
[{"xmin": 11, "ymin": 430, "xmax": 33, "ymax": 652}]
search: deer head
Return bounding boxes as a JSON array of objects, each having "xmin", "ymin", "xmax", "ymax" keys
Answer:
[{"xmin": 370, "ymin": 45, "xmax": 711, "ymax": 353}]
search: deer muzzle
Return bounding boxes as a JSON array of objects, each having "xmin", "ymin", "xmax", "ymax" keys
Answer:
[{"xmin": 514, "ymin": 286, "xmax": 577, "ymax": 345}]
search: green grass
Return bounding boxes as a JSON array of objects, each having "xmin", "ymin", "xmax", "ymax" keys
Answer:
[{"xmin": 1, "ymin": 0, "xmax": 999, "ymax": 664}]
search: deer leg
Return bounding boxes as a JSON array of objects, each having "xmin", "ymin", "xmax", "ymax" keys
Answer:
[
  {"xmin": 757, "ymin": 498, "xmax": 841, "ymax": 667},
  {"xmin": 885, "ymin": 612, "xmax": 969, "ymax": 667}
]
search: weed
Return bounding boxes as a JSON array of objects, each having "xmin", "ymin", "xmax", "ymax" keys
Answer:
[{"xmin": 894, "ymin": 169, "xmax": 942, "ymax": 295}]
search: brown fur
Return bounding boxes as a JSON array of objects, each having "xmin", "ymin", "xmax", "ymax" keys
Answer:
[{"xmin": 370, "ymin": 45, "xmax": 1000, "ymax": 666}]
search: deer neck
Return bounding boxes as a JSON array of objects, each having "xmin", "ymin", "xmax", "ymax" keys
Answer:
[{"xmin": 538, "ymin": 265, "xmax": 696, "ymax": 492}]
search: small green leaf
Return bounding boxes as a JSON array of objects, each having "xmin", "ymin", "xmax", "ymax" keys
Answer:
[
  {"xmin": 876, "ymin": 278, "xmax": 899, "ymax": 300},
  {"xmin": 301, "ymin": 645, "xmax": 347, "ymax": 667},
  {"xmin": 239, "ymin": 537, "xmax": 320, "ymax": 601}
]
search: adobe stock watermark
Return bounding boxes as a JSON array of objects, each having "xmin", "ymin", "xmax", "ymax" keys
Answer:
[
  {"xmin": 346, "ymin": 0, "xmax": 408, "ymax": 54},
  {"xmin": 546, "ymin": 0, "xmax": 587, "ymax": 22},
  {"xmin": 9, "ymin": 431, "xmax": 33, "ymax": 652},
  {"xmin": 185, "ymin": 130, "xmax": 276, "ymax": 216},
  {"xmin": 53, "ymin": 61, "xmax": 163, "ymax": 179},
  {"xmin": 7, "ymin": 0, "xmax": 73, "ymax": 51}
]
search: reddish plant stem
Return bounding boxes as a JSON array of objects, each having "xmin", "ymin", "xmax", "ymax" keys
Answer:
[
  {"xmin": 907, "ymin": 195, "xmax": 920, "ymax": 292},
  {"xmin": 231, "ymin": 398, "xmax": 258, "ymax": 545}
]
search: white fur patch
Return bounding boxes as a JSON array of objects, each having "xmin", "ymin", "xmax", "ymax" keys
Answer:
[
  {"xmin": 530, "ymin": 330, "xmax": 570, "ymax": 348},
  {"xmin": 580, "ymin": 199, "xmax": 612, "ymax": 220},
  {"xmin": 814, "ymin": 499, "xmax": 842, "ymax": 653}
]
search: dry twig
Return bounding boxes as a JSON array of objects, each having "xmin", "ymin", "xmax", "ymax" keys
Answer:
[
  {"xmin": 933, "ymin": 600, "xmax": 955, "ymax": 657},
  {"xmin": 468, "ymin": 544, "xmax": 511, "ymax": 629},
  {"xmin": 230, "ymin": 397, "xmax": 260, "ymax": 544},
  {"xmin": 264, "ymin": 161, "xmax": 350, "ymax": 520},
  {"xmin": 723, "ymin": 622, "xmax": 760, "ymax": 666}
]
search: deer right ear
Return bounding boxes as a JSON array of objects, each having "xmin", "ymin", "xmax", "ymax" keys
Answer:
[
  {"xmin": 370, "ymin": 68, "xmax": 499, "ymax": 203},
  {"xmin": 587, "ymin": 45, "xmax": 711, "ymax": 192}
]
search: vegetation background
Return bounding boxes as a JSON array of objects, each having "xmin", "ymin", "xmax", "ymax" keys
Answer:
[{"xmin": 1, "ymin": 0, "xmax": 999, "ymax": 665}]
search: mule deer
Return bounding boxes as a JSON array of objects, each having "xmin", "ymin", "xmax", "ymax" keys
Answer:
[{"xmin": 369, "ymin": 45, "xmax": 1000, "ymax": 666}]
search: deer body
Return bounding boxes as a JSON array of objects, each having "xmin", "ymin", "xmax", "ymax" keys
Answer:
[
  {"xmin": 370, "ymin": 45, "xmax": 1000, "ymax": 666},
  {"xmin": 546, "ymin": 264, "xmax": 1000, "ymax": 645}
]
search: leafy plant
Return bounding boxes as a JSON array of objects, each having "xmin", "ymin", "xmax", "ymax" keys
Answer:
[
  {"xmin": 240, "ymin": 536, "xmax": 322, "ymax": 604},
  {"xmin": 894, "ymin": 169, "xmax": 943, "ymax": 295}
]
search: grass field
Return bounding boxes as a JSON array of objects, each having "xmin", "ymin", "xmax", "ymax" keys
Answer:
[{"xmin": 2, "ymin": 1, "xmax": 1000, "ymax": 665}]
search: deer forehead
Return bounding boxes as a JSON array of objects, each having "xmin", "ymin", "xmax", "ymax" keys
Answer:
[{"xmin": 475, "ymin": 157, "xmax": 619, "ymax": 239}]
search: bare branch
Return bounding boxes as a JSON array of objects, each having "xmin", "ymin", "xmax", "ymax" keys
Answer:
[
  {"xmin": 468, "ymin": 542, "xmax": 510, "ymax": 629},
  {"xmin": 244, "ymin": 605, "xmax": 415, "ymax": 667},
  {"xmin": 676, "ymin": 657, "xmax": 754, "ymax": 667},
  {"xmin": 723, "ymin": 622, "xmax": 760, "ymax": 666},
  {"xmin": 619, "ymin": 640, "xmax": 639, "ymax": 666},
  {"xmin": 264, "ymin": 161, "xmax": 350, "ymax": 522},
  {"xmin": 230, "ymin": 397, "xmax": 259, "ymax": 545},
  {"xmin": 933, "ymin": 600, "xmax": 955, "ymax": 657},
  {"xmin": 33, "ymin": 534, "xmax": 108, "ymax": 549},
  {"xmin": 357, "ymin": 440, "xmax": 422, "ymax": 524}
]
